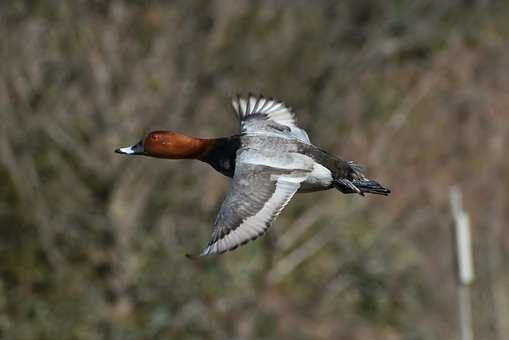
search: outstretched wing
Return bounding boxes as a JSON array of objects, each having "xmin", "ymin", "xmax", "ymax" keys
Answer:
[
  {"xmin": 200, "ymin": 149, "xmax": 313, "ymax": 255},
  {"xmin": 232, "ymin": 94, "xmax": 311, "ymax": 144}
]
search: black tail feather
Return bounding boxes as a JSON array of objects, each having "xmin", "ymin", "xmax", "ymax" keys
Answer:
[
  {"xmin": 333, "ymin": 178, "xmax": 390, "ymax": 196},
  {"xmin": 352, "ymin": 179, "xmax": 391, "ymax": 196},
  {"xmin": 332, "ymin": 160, "xmax": 390, "ymax": 196}
]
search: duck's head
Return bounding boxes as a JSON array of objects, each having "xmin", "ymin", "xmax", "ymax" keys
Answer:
[{"xmin": 115, "ymin": 130, "xmax": 212, "ymax": 159}]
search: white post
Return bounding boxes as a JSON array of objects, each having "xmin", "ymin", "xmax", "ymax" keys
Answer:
[{"xmin": 449, "ymin": 187, "xmax": 474, "ymax": 340}]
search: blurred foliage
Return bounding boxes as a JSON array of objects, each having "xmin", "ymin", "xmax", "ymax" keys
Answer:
[{"xmin": 1, "ymin": 0, "xmax": 509, "ymax": 339}]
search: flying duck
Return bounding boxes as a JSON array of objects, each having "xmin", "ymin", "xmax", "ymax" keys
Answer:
[{"xmin": 115, "ymin": 94, "xmax": 390, "ymax": 255}]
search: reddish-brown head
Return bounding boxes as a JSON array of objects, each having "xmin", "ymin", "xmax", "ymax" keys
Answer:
[{"xmin": 115, "ymin": 130, "xmax": 213, "ymax": 160}]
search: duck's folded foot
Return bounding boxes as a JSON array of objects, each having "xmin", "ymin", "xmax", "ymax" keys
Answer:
[{"xmin": 333, "ymin": 178, "xmax": 390, "ymax": 196}]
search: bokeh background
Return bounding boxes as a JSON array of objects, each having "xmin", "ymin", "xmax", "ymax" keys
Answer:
[{"xmin": 1, "ymin": 1, "xmax": 509, "ymax": 339}]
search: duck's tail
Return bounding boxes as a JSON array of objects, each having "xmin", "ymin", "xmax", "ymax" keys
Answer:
[
  {"xmin": 353, "ymin": 179, "xmax": 391, "ymax": 196},
  {"xmin": 333, "ymin": 161, "xmax": 390, "ymax": 196},
  {"xmin": 334, "ymin": 178, "xmax": 390, "ymax": 196}
]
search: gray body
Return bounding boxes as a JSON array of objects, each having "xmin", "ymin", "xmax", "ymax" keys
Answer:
[{"xmin": 204, "ymin": 134, "xmax": 357, "ymax": 193}]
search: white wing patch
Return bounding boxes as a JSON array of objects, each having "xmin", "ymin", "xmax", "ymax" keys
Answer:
[
  {"xmin": 201, "ymin": 175, "xmax": 303, "ymax": 255},
  {"xmin": 232, "ymin": 94, "xmax": 311, "ymax": 144}
]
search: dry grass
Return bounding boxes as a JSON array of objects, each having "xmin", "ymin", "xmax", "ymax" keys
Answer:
[{"xmin": 1, "ymin": 1, "xmax": 508, "ymax": 339}]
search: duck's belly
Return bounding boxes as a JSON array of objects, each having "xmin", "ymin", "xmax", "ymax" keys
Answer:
[{"xmin": 299, "ymin": 162, "xmax": 333, "ymax": 193}]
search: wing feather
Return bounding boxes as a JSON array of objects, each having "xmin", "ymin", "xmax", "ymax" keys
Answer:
[
  {"xmin": 232, "ymin": 94, "xmax": 311, "ymax": 144},
  {"xmin": 200, "ymin": 149, "xmax": 313, "ymax": 255}
]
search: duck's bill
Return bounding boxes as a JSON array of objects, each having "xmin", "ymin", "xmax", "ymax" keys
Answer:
[{"xmin": 114, "ymin": 140, "xmax": 144, "ymax": 155}]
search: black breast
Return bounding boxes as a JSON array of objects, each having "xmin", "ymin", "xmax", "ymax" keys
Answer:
[{"xmin": 202, "ymin": 136, "xmax": 241, "ymax": 178}]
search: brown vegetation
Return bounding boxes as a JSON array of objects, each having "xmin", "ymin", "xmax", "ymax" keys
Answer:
[{"xmin": 1, "ymin": 1, "xmax": 508, "ymax": 339}]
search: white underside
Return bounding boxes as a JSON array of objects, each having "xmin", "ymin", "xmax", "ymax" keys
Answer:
[{"xmin": 299, "ymin": 162, "xmax": 333, "ymax": 192}]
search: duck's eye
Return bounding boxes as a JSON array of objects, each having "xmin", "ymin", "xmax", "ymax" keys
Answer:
[{"xmin": 151, "ymin": 134, "xmax": 159, "ymax": 141}]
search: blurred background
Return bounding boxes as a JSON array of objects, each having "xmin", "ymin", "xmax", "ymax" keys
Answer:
[{"xmin": 1, "ymin": 1, "xmax": 509, "ymax": 339}]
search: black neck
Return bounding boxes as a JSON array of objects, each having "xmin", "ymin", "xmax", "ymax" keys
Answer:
[{"xmin": 199, "ymin": 136, "xmax": 241, "ymax": 178}]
